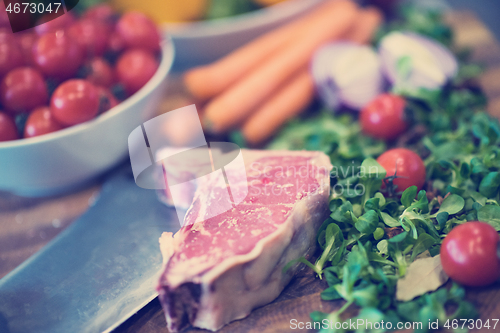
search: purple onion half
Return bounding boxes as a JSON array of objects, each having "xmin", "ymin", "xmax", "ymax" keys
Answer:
[
  {"xmin": 311, "ymin": 42, "xmax": 384, "ymax": 111},
  {"xmin": 378, "ymin": 31, "xmax": 458, "ymax": 92}
]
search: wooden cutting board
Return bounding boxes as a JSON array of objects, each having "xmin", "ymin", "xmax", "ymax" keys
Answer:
[{"xmin": 115, "ymin": 10, "xmax": 500, "ymax": 333}]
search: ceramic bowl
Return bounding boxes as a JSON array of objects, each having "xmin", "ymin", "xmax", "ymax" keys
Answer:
[{"xmin": 0, "ymin": 41, "xmax": 175, "ymax": 197}]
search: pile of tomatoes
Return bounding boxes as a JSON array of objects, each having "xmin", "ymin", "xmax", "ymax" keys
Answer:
[
  {"xmin": 0, "ymin": 4, "xmax": 161, "ymax": 142},
  {"xmin": 358, "ymin": 93, "xmax": 427, "ymax": 194}
]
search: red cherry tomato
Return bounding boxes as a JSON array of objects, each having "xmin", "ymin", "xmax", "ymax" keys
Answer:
[
  {"xmin": 35, "ymin": 12, "xmax": 75, "ymax": 35},
  {"xmin": 377, "ymin": 148, "xmax": 426, "ymax": 193},
  {"xmin": 0, "ymin": 111, "xmax": 18, "ymax": 141},
  {"xmin": 68, "ymin": 19, "xmax": 110, "ymax": 58},
  {"xmin": 33, "ymin": 30, "xmax": 83, "ymax": 79},
  {"xmin": 360, "ymin": 94, "xmax": 408, "ymax": 140},
  {"xmin": 18, "ymin": 33, "xmax": 38, "ymax": 65},
  {"xmin": 0, "ymin": 32, "xmax": 24, "ymax": 77},
  {"xmin": 97, "ymin": 86, "xmax": 118, "ymax": 113},
  {"xmin": 83, "ymin": 4, "xmax": 116, "ymax": 24},
  {"xmin": 50, "ymin": 79, "xmax": 100, "ymax": 126},
  {"xmin": 116, "ymin": 12, "xmax": 160, "ymax": 52},
  {"xmin": 84, "ymin": 57, "xmax": 114, "ymax": 88},
  {"xmin": 441, "ymin": 221, "xmax": 500, "ymax": 286},
  {"xmin": 115, "ymin": 49, "xmax": 158, "ymax": 95},
  {"xmin": 1, "ymin": 67, "xmax": 48, "ymax": 114},
  {"xmin": 24, "ymin": 106, "xmax": 64, "ymax": 138},
  {"xmin": 0, "ymin": 28, "xmax": 11, "ymax": 40}
]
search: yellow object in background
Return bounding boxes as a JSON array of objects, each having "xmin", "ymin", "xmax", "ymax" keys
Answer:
[
  {"xmin": 252, "ymin": 0, "xmax": 288, "ymax": 6},
  {"xmin": 110, "ymin": 0, "xmax": 209, "ymax": 23}
]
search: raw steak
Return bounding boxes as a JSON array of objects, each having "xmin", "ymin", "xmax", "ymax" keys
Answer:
[{"xmin": 157, "ymin": 150, "xmax": 332, "ymax": 332}]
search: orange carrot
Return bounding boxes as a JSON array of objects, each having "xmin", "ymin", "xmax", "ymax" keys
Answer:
[
  {"xmin": 202, "ymin": 0, "xmax": 359, "ymax": 133},
  {"xmin": 346, "ymin": 6, "xmax": 383, "ymax": 44},
  {"xmin": 184, "ymin": 0, "xmax": 357, "ymax": 101},
  {"xmin": 242, "ymin": 68, "xmax": 314, "ymax": 145}
]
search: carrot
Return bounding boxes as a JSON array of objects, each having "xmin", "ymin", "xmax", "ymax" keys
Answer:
[
  {"xmin": 202, "ymin": 0, "xmax": 359, "ymax": 133},
  {"xmin": 242, "ymin": 68, "xmax": 314, "ymax": 145},
  {"xmin": 184, "ymin": 0, "xmax": 358, "ymax": 101},
  {"xmin": 346, "ymin": 6, "xmax": 383, "ymax": 44}
]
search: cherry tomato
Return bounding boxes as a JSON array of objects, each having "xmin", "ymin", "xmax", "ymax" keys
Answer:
[
  {"xmin": 0, "ymin": 1, "xmax": 10, "ymax": 30},
  {"xmin": 97, "ymin": 86, "xmax": 118, "ymax": 113},
  {"xmin": 18, "ymin": 33, "xmax": 38, "ymax": 65},
  {"xmin": 106, "ymin": 31, "xmax": 125, "ymax": 54},
  {"xmin": 3, "ymin": 7, "xmax": 30, "ymax": 32},
  {"xmin": 35, "ymin": 12, "xmax": 75, "ymax": 35},
  {"xmin": 0, "ymin": 32, "xmax": 24, "ymax": 77},
  {"xmin": 441, "ymin": 221, "xmax": 500, "ymax": 286},
  {"xmin": 33, "ymin": 30, "xmax": 83, "ymax": 79},
  {"xmin": 1, "ymin": 67, "xmax": 48, "ymax": 114},
  {"xmin": 50, "ymin": 79, "xmax": 100, "ymax": 126},
  {"xmin": 84, "ymin": 57, "xmax": 114, "ymax": 88},
  {"xmin": 377, "ymin": 148, "xmax": 426, "ymax": 193},
  {"xmin": 116, "ymin": 12, "xmax": 160, "ymax": 52},
  {"xmin": 115, "ymin": 49, "xmax": 158, "ymax": 95},
  {"xmin": 24, "ymin": 106, "xmax": 64, "ymax": 138},
  {"xmin": 83, "ymin": 4, "xmax": 116, "ymax": 24},
  {"xmin": 68, "ymin": 19, "xmax": 110, "ymax": 58},
  {"xmin": 360, "ymin": 94, "xmax": 408, "ymax": 140},
  {"xmin": 0, "ymin": 111, "xmax": 18, "ymax": 141}
]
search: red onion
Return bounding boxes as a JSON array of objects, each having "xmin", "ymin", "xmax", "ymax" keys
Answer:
[
  {"xmin": 311, "ymin": 42, "xmax": 384, "ymax": 110},
  {"xmin": 378, "ymin": 31, "xmax": 458, "ymax": 92}
]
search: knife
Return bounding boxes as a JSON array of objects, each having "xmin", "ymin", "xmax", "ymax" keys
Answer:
[{"xmin": 0, "ymin": 164, "xmax": 179, "ymax": 333}]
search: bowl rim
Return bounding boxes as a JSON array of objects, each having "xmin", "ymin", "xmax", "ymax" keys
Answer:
[
  {"xmin": 0, "ymin": 40, "xmax": 175, "ymax": 149},
  {"xmin": 161, "ymin": 0, "xmax": 323, "ymax": 39}
]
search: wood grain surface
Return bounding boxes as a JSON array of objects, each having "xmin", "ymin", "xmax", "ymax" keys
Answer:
[{"xmin": 0, "ymin": 10, "xmax": 500, "ymax": 333}]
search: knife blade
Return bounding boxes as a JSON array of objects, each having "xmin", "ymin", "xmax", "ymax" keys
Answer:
[{"xmin": 0, "ymin": 164, "xmax": 179, "ymax": 333}]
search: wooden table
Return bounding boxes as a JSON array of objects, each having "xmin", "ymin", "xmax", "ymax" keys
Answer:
[{"xmin": 1, "ymin": 11, "xmax": 500, "ymax": 333}]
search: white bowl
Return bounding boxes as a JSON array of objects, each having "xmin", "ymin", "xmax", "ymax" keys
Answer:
[
  {"xmin": 0, "ymin": 41, "xmax": 175, "ymax": 197},
  {"xmin": 163, "ymin": 0, "xmax": 324, "ymax": 70}
]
